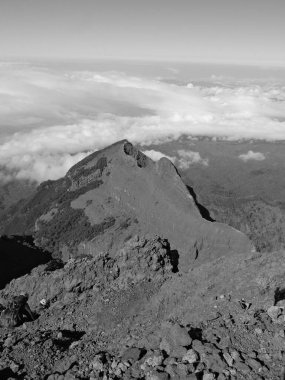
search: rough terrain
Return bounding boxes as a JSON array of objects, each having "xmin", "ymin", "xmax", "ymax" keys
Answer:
[{"xmin": 1, "ymin": 235, "xmax": 285, "ymax": 379}]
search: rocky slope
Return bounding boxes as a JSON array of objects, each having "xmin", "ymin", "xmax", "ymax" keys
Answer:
[
  {"xmin": 1, "ymin": 140, "xmax": 253, "ymax": 272},
  {"xmin": 1, "ymin": 235, "xmax": 285, "ymax": 379}
]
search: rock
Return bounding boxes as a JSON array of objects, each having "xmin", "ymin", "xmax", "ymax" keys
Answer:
[
  {"xmin": 182, "ymin": 349, "xmax": 199, "ymax": 364},
  {"xmin": 247, "ymin": 351, "xmax": 257, "ymax": 358},
  {"xmin": 223, "ymin": 352, "xmax": 233, "ymax": 366},
  {"xmin": 146, "ymin": 370, "xmax": 169, "ymax": 380},
  {"xmin": 164, "ymin": 364, "xmax": 176, "ymax": 377},
  {"xmin": 228, "ymin": 368, "xmax": 237, "ymax": 376},
  {"xmin": 191, "ymin": 340, "xmax": 205, "ymax": 354},
  {"xmin": 247, "ymin": 358, "xmax": 262, "ymax": 371},
  {"xmin": 143, "ymin": 352, "xmax": 164, "ymax": 367},
  {"xmin": 229, "ymin": 350, "xmax": 240, "ymax": 361},
  {"xmin": 163, "ymin": 357, "xmax": 176, "ymax": 366},
  {"xmin": 171, "ymin": 345, "xmax": 188, "ymax": 359},
  {"xmin": 47, "ymin": 375, "xmax": 56, "ymax": 380},
  {"xmin": 160, "ymin": 323, "xmax": 192, "ymax": 355},
  {"xmin": 233, "ymin": 361, "xmax": 251, "ymax": 374},
  {"xmin": 53, "ymin": 355, "xmax": 77, "ymax": 373},
  {"xmin": 267, "ymin": 306, "xmax": 282, "ymax": 322},
  {"xmin": 186, "ymin": 375, "xmax": 198, "ymax": 380},
  {"xmin": 215, "ymin": 337, "xmax": 230, "ymax": 350},
  {"xmin": 205, "ymin": 352, "xmax": 227, "ymax": 373},
  {"xmin": 64, "ymin": 371, "xmax": 76, "ymax": 380},
  {"xmin": 175, "ymin": 363, "xmax": 188, "ymax": 377},
  {"xmin": 203, "ymin": 373, "xmax": 216, "ymax": 380},
  {"xmin": 276, "ymin": 300, "xmax": 285, "ymax": 307},
  {"xmin": 69, "ymin": 341, "xmax": 80, "ymax": 349},
  {"xmin": 121, "ymin": 347, "xmax": 145, "ymax": 363},
  {"xmin": 117, "ymin": 362, "xmax": 129, "ymax": 372},
  {"xmin": 4, "ymin": 336, "xmax": 15, "ymax": 348},
  {"xmin": 10, "ymin": 361, "xmax": 20, "ymax": 373},
  {"xmin": 91, "ymin": 354, "xmax": 106, "ymax": 372}
]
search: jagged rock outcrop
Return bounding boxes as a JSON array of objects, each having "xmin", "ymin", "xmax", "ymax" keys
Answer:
[{"xmin": 1, "ymin": 140, "xmax": 253, "ymax": 271}]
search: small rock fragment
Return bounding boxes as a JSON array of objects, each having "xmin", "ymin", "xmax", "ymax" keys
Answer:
[
  {"xmin": 182, "ymin": 349, "xmax": 199, "ymax": 364},
  {"xmin": 267, "ymin": 306, "xmax": 282, "ymax": 322},
  {"xmin": 203, "ymin": 372, "xmax": 216, "ymax": 380},
  {"xmin": 121, "ymin": 347, "xmax": 144, "ymax": 363},
  {"xmin": 223, "ymin": 352, "xmax": 233, "ymax": 367}
]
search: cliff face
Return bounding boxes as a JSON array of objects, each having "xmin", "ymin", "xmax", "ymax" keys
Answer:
[{"xmin": 2, "ymin": 140, "xmax": 253, "ymax": 271}]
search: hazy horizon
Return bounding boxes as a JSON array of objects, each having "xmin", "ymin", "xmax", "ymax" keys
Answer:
[{"xmin": 1, "ymin": 0, "xmax": 285, "ymax": 66}]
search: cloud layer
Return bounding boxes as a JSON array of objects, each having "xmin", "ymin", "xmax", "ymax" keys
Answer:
[
  {"xmin": 176, "ymin": 149, "xmax": 209, "ymax": 168},
  {"xmin": 238, "ymin": 150, "xmax": 266, "ymax": 162},
  {"xmin": 143, "ymin": 149, "xmax": 208, "ymax": 169},
  {"xmin": 0, "ymin": 62, "xmax": 284, "ymax": 182},
  {"xmin": 143, "ymin": 150, "xmax": 175, "ymax": 163}
]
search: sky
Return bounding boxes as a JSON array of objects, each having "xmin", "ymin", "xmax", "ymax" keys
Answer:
[
  {"xmin": 0, "ymin": 1, "xmax": 285, "ymax": 183},
  {"xmin": 1, "ymin": 0, "xmax": 285, "ymax": 66}
]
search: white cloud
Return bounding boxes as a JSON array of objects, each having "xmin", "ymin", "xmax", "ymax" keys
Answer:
[
  {"xmin": 176, "ymin": 150, "xmax": 209, "ymax": 169},
  {"xmin": 0, "ymin": 62, "xmax": 284, "ymax": 182},
  {"xmin": 143, "ymin": 150, "xmax": 175, "ymax": 163},
  {"xmin": 238, "ymin": 150, "xmax": 266, "ymax": 162}
]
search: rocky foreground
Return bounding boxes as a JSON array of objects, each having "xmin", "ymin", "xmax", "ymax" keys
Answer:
[
  {"xmin": 1, "ymin": 235, "xmax": 285, "ymax": 379},
  {"xmin": 1, "ymin": 141, "xmax": 285, "ymax": 379}
]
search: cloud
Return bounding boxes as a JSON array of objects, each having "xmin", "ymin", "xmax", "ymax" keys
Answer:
[
  {"xmin": 176, "ymin": 150, "xmax": 209, "ymax": 169},
  {"xmin": 143, "ymin": 150, "xmax": 175, "ymax": 162},
  {"xmin": 143, "ymin": 149, "xmax": 208, "ymax": 169},
  {"xmin": 0, "ymin": 62, "xmax": 284, "ymax": 182},
  {"xmin": 238, "ymin": 150, "xmax": 266, "ymax": 162}
]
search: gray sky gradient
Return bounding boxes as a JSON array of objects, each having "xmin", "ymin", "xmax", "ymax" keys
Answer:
[{"xmin": 1, "ymin": 0, "xmax": 285, "ymax": 65}]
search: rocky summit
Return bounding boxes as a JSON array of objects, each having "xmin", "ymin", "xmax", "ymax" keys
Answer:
[{"xmin": 1, "ymin": 140, "xmax": 284, "ymax": 380}]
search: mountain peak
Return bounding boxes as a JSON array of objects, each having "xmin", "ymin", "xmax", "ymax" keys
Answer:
[{"xmin": 2, "ymin": 141, "xmax": 254, "ymax": 271}]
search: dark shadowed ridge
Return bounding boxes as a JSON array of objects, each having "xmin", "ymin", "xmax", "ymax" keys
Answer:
[
  {"xmin": 186, "ymin": 185, "xmax": 215, "ymax": 222},
  {"xmin": 0, "ymin": 235, "xmax": 51, "ymax": 290}
]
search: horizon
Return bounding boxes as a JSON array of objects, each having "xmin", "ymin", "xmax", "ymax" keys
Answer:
[
  {"xmin": 2, "ymin": 57, "xmax": 285, "ymax": 69},
  {"xmin": 1, "ymin": 0, "xmax": 285, "ymax": 66}
]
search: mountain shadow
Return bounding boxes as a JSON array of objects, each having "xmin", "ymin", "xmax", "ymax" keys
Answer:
[
  {"xmin": 0, "ymin": 235, "xmax": 51, "ymax": 290},
  {"xmin": 186, "ymin": 185, "xmax": 215, "ymax": 222}
]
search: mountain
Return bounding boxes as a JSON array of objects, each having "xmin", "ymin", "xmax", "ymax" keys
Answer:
[
  {"xmin": 1, "ymin": 140, "xmax": 253, "ymax": 272},
  {"xmin": 1, "ymin": 140, "xmax": 284, "ymax": 380}
]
